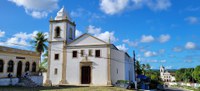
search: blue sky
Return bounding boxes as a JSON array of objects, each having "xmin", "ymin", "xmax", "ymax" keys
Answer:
[{"xmin": 0, "ymin": 0, "xmax": 200, "ymax": 69}]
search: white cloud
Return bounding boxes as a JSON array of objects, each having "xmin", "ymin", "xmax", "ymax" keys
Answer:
[
  {"xmin": 145, "ymin": 0, "xmax": 171, "ymax": 11},
  {"xmin": 87, "ymin": 25, "xmax": 101, "ymax": 34},
  {"xmin": 184, "ymin": 60, "xmax": 193, "ymax": 63},
  {"xmin": 123, "ymin": 39, "xmax": 138, "ymax": 47},
  {"xmin": 141, "ymin": 35, "xmax": 154, "ymax": 43},
  {"xmin": 144, "ymin": 51, "xmax": 157, "ymax": 57},
  {"xmin": 116, "ymin": 44, "xmax": 128, "ymax": 52},
  {"xmin": 160, "ymin": 60, "xmax": 166, "ymax": 63},
  {"xmin": 158, "ymin": 34, "xmax": 170, "ymax": 43},
  {"xmin": 146, "ymin": 59, "xmax": 158, "ymax": 63},
  {"xmin": 70, "ymin": 8, "xmax": 86, "ymax": 18},
  {"xmin": 0, "ymin": 31, "xmax": 48, "ymax": 48},
  {"xmin": 100, "ymin": 0, "xmax": 129, "ymax": 15},
  {"xmin": 173, "ymin": 47, "xmax": 182, "ymax": 52},
  {"xmin": 0, "ymin": 30, "xmax": 5, "ymax": 37},
  {"xmin": 158, "ymin": 49, "xmax": 165, "ymax": 54},
  {"xmin": 8, "ymin": 0, "xmax": 59, "ymax": 18},
  {"xmin": 185, "ymin": 42, "xmax": 196, "ymax": 49},
  {"xmin": 26, "ymin": 10, "xmax": 48, "ymax": 19},
  {"xmin": 76, "ymin": 29, "xmax": 83, "ymax": 38},
  {"xmin": 185, "ymin": 16, "xmax": 199, "ymax": 24},
  {"xmin": 165, "ymin": 66, "xmax": 172, "ymax": 69},
  {"xmin": 95, "ymin": 31, "xmax": 118, "ymax": 43},
  {"xmin": 100, "ymin": 0, "xmax": 171, "ymax": 15},
  {"xmin": 87, "ymin": 25, "xmax": 118, "ymax": 43},
  {"xmin": 70, "ymin": 8, "xmax": 105, "ymax": 22}
]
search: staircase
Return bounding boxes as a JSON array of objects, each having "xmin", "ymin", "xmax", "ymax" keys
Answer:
[{"xmin": 16, "ymin": 77, "xmax": 38, "ymax": 87}]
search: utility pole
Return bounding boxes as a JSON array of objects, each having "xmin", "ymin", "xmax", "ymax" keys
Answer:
[{"xmin": 133, "ymin": 50, "xmax": 137, "ymax": 90}]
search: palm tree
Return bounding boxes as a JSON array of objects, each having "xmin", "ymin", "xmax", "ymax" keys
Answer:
[
  {"xmin": 146, "ymin": 63, "xmax": 151, "ymax": 71},
  {"xmin": 141, "ymin": 64, "xmax": 146, "ymax": 75},
  {"xmin": 31, "ymin": 32, "xmax": 48, "ymax": 65},
  {"xmin": 136, "ymin": 60, "xmax": 142, "ymax": 75}
]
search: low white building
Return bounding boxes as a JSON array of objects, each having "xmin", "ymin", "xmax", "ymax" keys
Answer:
[
  {"xmin": 45, "ymin": 7, "xmax": 136, "ymax": 86},
  {"xmin": 0, "ymin": 46, "xmax": 40, "ymax": 78},
  {"xmin": 0, "ymin": 46, "xmax": 41, "ymax": 86},
  {"xmin": 160, "ymin": 65, "xmax": 175, "ymax": 82}
]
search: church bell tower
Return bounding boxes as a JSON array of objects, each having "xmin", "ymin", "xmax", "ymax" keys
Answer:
[
  {"xmin": 46, "ymin": 6, "xmax": 76, "ymax": 85},
  {"xmin": 49, "ymin": 6, "xmax": 76, "ymax": 43}
]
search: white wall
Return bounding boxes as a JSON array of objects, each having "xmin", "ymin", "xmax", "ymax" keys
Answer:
[
  {"xmin": 66, "ymin": 23, "xmax": 75, "ymax": 43},
  {"xmin": 66, "ymin": 46, "xmax": 108, "ymax": 85},
  {"xmin": 125, "ymin": 54, "xmax": 135, "ymax": 82},
  {"xmin": 49, "ymin": 42, "xmax": 63, "ymax": 85},
  {"xmin": 43, "ymin": 72, "xmax": 47, "ymax": 84},
  {"xmin": 50, "ymin": 21, "xmax": 75, "ymax": 44},
  {"xmin": 0, "ymin": 53, "xmax": 39, "ymax": 78},
  {"xmin": 110, "ymin": 48, "xmax": 135, "ymax": 84},
  {"xmin": 68, "ymin": 34, "xmax": 106, "ymax": 46},
  {"xmin": 50, "ymin": 22, "xmax": 66, "ymax": 42},
  {"xmin": 0, "ymin": 78, "xmax": 19, "ymax": 86},
  {"xmin": 110, "ymin": 48, "xmax": 125, "ymax": 84}
]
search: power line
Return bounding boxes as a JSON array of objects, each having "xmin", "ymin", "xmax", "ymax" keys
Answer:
[{"xmin": 0, "ymin": 39, "xmax": 134, "ymax": 64}]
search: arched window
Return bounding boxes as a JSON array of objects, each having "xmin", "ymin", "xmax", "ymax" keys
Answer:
[
  {"xmin": 32, "ymin": 62, "xmax": 36, "ymax": 72},
  {"xmin": 55, "ymin": 27, "xmax": 61, "ymax": 37},
  {"xmin": 69, "ymin": 28, "xmax": 73, "ymax": 39},
  {"xmin": 0, "ymin": 60, "xmax": 4, "ymax": 72},
  {"xmin": 25, "ymin": 62, "xmax": 30, "ymax": 72},
  {"xmin": 7, "ymin": 60, "xmax": 14, "ymax": 72}
]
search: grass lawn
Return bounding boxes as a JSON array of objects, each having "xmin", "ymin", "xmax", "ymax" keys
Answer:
[{"xmin": 0, "ymin": 86, "xmax": 134, "ymax": 91}]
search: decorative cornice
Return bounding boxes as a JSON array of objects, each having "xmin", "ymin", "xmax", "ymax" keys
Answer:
[
  {"xmin": 49, "ymin": 19, "xmax": 76, "ymax": 26},
  {"xmin": 0, "ymin": 46, "xmax": 40, "ymax": 57}
]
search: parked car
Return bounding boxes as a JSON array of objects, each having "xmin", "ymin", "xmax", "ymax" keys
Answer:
[
  {"xmin": 115, "ymin": 80, "xmax": 135, "ymax": 90},
  {"xmin": 157, "ymin": 84, "xmax": 165, "ymax": 91}
]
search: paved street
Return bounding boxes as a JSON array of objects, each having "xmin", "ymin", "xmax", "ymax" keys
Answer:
[{"xmin": 164, "ymin": 87, "xmax": 190, "ymax": 91}]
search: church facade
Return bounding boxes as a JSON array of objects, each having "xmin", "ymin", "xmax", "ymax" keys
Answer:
[
  {"xmin": 45, "ymin": 7, "xmax": 136, "ymax": 86},
  {"xmin": 160, "ymin": 65, "xmax": 176, "ymax": 82}
]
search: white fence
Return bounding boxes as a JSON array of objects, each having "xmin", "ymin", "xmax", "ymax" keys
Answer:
[
  {"xmin": 0, "ymin": 78, "xmax": 19, "ymax": 86},
  {"xmin": 29, "ymin": 76, "xmax": 43, "ymax": 86},
  {"xmin": 168, "ymin": 82, "xmax": 200, "ymax": 88},
  {"xmin": 0, "ymin": 76, "xmax": 43, "ymax": 86}
]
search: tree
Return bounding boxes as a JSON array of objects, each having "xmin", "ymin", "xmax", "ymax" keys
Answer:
[
  {"xmin": 141, "ymin": 64, "xmax": 146, "ymax": 75},
  {"xmin": 175, "ymin": 68, "xmax": 186, "ymax": 82},
  {"xmin": 39, "ymin": 51, "xmax": 48, "ymax": 72},
  {"xmin": 183, "ymin": 68, "xmax": 194, "ymax": 82},
  {"xmin": 192, "ymin": 66, "xmax": 200, "ymax": 83},
  {"xmin": 175, "ymin": 68, "xmax": 194, "ymax": 82},
  {"xmin": 31, "ymin": 32, "xmax": 48, "ymax": 65},
  {"xmin": 146, "ymin": 63, "xmax": 151, "ymax": 71},
  {"xmin": 135, "ymin": 60, "xmax": 142, "ymax": 75}
]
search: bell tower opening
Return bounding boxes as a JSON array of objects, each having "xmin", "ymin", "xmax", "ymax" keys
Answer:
[{"xmin": 49, "ymin": 6, "xmax": 76, "ymax": 44}]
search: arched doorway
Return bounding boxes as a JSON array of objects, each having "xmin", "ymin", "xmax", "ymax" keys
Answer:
[
  {"xmin": 32, "ymin": 62, "xmax": 36, "ymax": 72},
  {"xmin": 0, "ymin": 60, "xmax": 4, "ymax": 72},
  {"xmin": 17, "ymin": 61, "xmax": 22, "ymax": 77},
  {"xmin": 25, "ymin": 62, "xmax": 30, "ymax": 72},
  {"xmin": 81, "ymin": 66, "xmax": 91, "ymax": 84}
]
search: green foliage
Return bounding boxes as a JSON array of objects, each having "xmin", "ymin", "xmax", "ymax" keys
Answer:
[
  {"xmin": 135, "ymin": 60, "xmax": 151, "ymax": 75},
  {"xmin": 135, "ymin": 60, "xmax": 142, "ymax": 75},
  {"xmin": 192, "ymin": 66, "xmax": 200, "ymax": 83},
  {"xmin": 31, "ymin": 32, "xmax": 48, "ymax": 67},
  {"xmin": 117, "ymin": 80, "xmax": 129, "ymax": 84},
  {"xmin": 135, "ymin": 61, "xmax": 163, "ymax": 89},
  {"xmin": 31, "ymin": 32, "xmax": 48, "ymax": 54},
  {"xmin": 175, "ymin": 66, "xmax": 200, "ymax": 82}
]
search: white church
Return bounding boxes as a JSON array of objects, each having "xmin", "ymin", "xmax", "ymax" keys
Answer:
[
  {"xmin": 160, "ymin": 65, "xmax": 175, "ymax": 82},
  {"xmin": 45, "ymin": 7, "xmax": 136, "ymax": 86}
]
